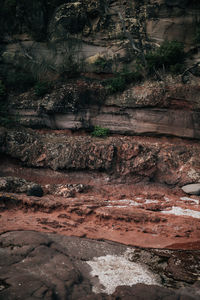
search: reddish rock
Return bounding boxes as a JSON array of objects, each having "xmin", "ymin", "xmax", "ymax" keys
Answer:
[{"xmin": 1, "ymin": 127, "xmax": 200, "ymax": 186}]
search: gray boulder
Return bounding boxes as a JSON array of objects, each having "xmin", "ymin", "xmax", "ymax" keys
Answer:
[{"xmin": 181, "ymin": 183, "xmax": 200, "ymax": 195}]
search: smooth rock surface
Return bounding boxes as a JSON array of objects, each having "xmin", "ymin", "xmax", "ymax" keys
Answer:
[{"xmin": 182, "ymin": 184, "xmax": 200, "ymax": 195}]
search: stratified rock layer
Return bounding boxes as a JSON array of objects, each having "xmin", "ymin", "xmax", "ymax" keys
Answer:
[
  {"xmin": 7, "ymin": 81, "xmax": 200, "ymax": 139},
  {"xmin": 1, "ymin": 127, "xmax": 200, "ymax": 186},
  {"xmin": 0, "ymin": 154, "xmax": 200, "ymax": 250}
]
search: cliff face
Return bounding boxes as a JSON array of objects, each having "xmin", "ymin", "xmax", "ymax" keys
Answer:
[
  {"xmin": 1, "ymin": 0, "xmax": 200, "ymax": 138},
  {"xmin": 1, "ymin": 2, "xmax": 200, "ymax": 299},
  {"xmin": 5, "ymin": 80, "xmax": 200, "ymax": 139},
  {"xmin": 1, "ymin": 0, "xmax": 200, "ymax": 74}
]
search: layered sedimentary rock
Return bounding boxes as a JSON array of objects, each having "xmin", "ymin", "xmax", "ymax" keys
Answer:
[
  {"xmin": 1, "ymin": 127, "xmax": 200, "ymax": 186},
  {"xmin": 6, "ymin": 80, "xmax": 200, "ymax": 139},
  {"xmin": 1, "ymin": 1, "xmax": 200, "ymax": 299}
]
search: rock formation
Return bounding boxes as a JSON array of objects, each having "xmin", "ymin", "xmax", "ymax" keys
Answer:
[
  {"xmin": 1, "ymin": 230, "xmax": 200, "ymax": 299},
  {"xmin": 0, "ymin": 0, "xmax": 200, "ymax": 299}
]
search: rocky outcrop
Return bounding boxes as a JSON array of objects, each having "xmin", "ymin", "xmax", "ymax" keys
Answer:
[
  {"xmin": 1, "ymin": 127, "xmax": 200, "ymax": 186},
  {"xmin": 1, "ymin": 185, "xmax": 200, "ymax": 249},
  {"xmin": 6, "ymin": 81, "xmax": 200, "ymax": 139},
  {"xmin": 0, "ymin": 176, "xmax": 43, "ymax": 197},
  {"xmin": 44, "ymin": 183, "xmax": 86, "ymax": 198},
  {"xmin": 1, "ymin": 0, "xmax": 200, "ymax": 77},
  {"xmin": 0, "ymin": 230, "xmax": 199, "ymax": 299},
  {"xmin": 146, "ymin": 0, "xmax": 200, "ymax": 49},
  {"xmin": 1, "ymin": 2, "xmax": 200, "ymax": 299}
]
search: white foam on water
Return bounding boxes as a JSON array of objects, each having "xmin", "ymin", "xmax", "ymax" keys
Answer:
[
  {"xmin": 87, "ymin": 255, "xmax": 160, "ymax": 294},
  {"xmin": 180, "ymin": 197, "xmax": 199, "ymax": 205},
  {"xmin": 161, "ymin": 206, "xmax": 200, "ymax": 219}
]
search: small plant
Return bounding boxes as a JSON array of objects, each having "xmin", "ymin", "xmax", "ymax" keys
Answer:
[
  {"xmin": 34, "ymin": 81, "xmax": 51, "ymax": 97},
  {"xmin": 91, "ymin": 125, "xmax": 109, "ymax": 137},
  {"xmin": 106, "ymin": 76, "xmax": 126, "ymax": 94},
  {"xmin": 119, "ymin": 69, "xmax": 143, "ymax": 84},
  {"xmin": 103, "ymin": 69, "xmax": 142, "ymax": 94},
  {"xmin": 94, "ymin": 57, "xmax": 112, "ymax": 71}
]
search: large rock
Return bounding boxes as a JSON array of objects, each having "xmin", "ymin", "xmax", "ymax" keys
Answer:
[
  {"xmin": 147, "ymin": 0, "xmax": 200, "ymax": 47},
  {"xmin": 49, "ymin": 2, "xmax": 88, "ymax": 39},
  {"xmin": 182, "ymin": 184, "xmax": 200, "ymax": 195},
  {"xmin": 48, "ymin": 0, "xmax": 106, "ymax": 40},
  {"xmin": 0, "ymin": 176, "xmax": 43, "ymax": 197}
]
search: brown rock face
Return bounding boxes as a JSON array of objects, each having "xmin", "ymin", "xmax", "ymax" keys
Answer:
[
  {"xmin": 1, "ymin": 127, "xmax": 200, "ymax": 186},
  {"xmin": 146, "ymin": 0, "xmax": 200, "ymax": 48},
  {"xmin": 2, "ymin": 0, "xmax": 200, "ymax": 79},
  {"xmin": 1, "ymin": 1, "xmax": 200, "ymax": 299},
  {"xmin": 7, "ymin": 81, "xmax": 200, "ymax": 139}
]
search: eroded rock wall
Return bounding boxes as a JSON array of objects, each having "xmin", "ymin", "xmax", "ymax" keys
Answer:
[
  {"xmin": 1, "ymin": 0, "xmax": 200, "ymax": 75},
  {"xmin": 6, "ymin": 80, "xmax": 200, "ymax": 139},
  {"xmin": 1, "ymin": 127, "xmax": 200, "ymax": 186}
]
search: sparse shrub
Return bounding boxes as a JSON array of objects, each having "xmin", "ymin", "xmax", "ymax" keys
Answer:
[
  {"xmin": 92, "ymin": 125, "xmax": 109, "ymax": 137},
  {"xmin": 145, "ymin": 40, "xmax": 185, "ymax": 73},
  {"xmin": 169, "ymin": 63, "xmax": 185, "ymax": 74},
  {"xmin": 0, "ymin": 101, "xmax": 19, "ymax": 127},
  {"xmin": 27, "ymin": 185, "xmax": 43, "ymax": 197},
  {"xmin": 106, "ymin": 76, "xmax": 126, "ymax": 93},
  {"xmin": 104, "ymin": 69, "xmax": 142, "ymax": 94},
  {"xmin": 34, "ymin": 81, "xmax": 51, "ymax": 97},
  {"xmin": 120, "ymin": 69, "xmax": 143, "ymax": 84},
  {"xmin": 0, "ymin": 115, "xmax": 15, "ymax": 127},
  {"xmin": 94, "ymin": 57, "xmax": 112, "ymax": 71}
]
